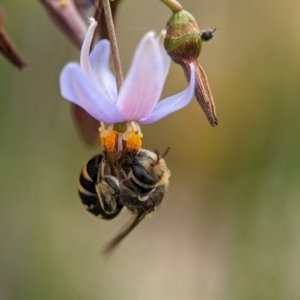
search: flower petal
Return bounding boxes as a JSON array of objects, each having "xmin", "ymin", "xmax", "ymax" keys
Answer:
[
  {"xmin": 60, "ymin": 62, "xmax": 124, "ymax": 123},
  {"xmin": 139, "ymin": 63, "xmax": 196, "ymax": 124},
  {"xmin": 80, "ymin": 17, "xmax": 97, "ymax": 77},
  {"xmin": 89, "ymin": 39, "xmax": 117, "ymax": 103},
  {"xmin": 116, "ymin": 32, "xmax": 166, "ymax": 121}
]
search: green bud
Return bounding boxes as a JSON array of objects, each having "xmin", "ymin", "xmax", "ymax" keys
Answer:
[{"xmin": 164, "ymin": 10, "xmax": 202, "ymax": 64}]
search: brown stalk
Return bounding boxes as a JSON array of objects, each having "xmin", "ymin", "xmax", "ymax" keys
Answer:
[{"xmin": 102, "ymin": 0, "xmax": 124, "ymax": 92}]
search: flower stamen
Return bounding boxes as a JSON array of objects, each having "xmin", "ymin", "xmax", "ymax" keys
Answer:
[
  {"xmin": 99, "ymin": 124, "xmax": 117, "ymax": 152},
  {"xmin": 123, "ymin": 122, "xmax": 143, "ymax": 152}
]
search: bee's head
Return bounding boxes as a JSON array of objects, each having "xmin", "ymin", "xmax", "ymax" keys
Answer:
[{"xmin": 128, "ymin": 148, "xmax": 170, "ymax": 186}]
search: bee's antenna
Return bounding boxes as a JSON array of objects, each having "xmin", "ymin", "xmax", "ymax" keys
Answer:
[
  {"xmin": 160, "ymin": 146, "xmax": 170, "ymax": 159},
  {"xmin": 153, "ymin": 147, "xmax": 170, "ymax": 166}
]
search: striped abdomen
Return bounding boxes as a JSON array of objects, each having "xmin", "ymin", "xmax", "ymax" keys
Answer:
[{"xmin": 78, "ymin": 154, "xmax": 122, "ymax": 220}]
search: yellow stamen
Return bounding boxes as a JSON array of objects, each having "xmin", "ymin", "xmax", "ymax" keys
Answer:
[
  {"xmin": 123, "ymin": 122, "xmax": 143, "ymax": 151},
  {"xmin": 99, "ymin": 128, "xmax": 117, "ymax": 152},
  {"xmin": 125, "ymin": 132, "xmax": 142, "ymax": 151}
]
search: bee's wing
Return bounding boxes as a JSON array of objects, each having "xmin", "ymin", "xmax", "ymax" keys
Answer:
[{"xmin": 102, "ymin": 211, "xmax": 147, "ymax": 255}]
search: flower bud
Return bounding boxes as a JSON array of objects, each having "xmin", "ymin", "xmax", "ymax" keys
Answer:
[
  {"xmin": 164, "ymin": 10, "xmax": 201, "ymax": 64},
  {"xmin": 40, "ymin": 0, "xmax": 87, "ymax": 48}
]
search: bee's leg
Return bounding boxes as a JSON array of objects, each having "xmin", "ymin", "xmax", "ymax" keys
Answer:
[
  {"xmin": 79, "ymin": 154, "xmax": 122, "ymax": 220},
  {"xmin": 95, "ymin": 176, "xmax": 120, "ymax": 215},
  {"xmin": 95, "ymin": 154, "xmax": 122, "ymax": 215}
]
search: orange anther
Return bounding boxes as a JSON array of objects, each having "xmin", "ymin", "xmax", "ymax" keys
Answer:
[
  {"xmin": 100, "ymin": 130, "xmax": 117, "ymax": 152},
  {"xmin": 126, "ymin": 132, "xmax": 142, "ymax": 151}
]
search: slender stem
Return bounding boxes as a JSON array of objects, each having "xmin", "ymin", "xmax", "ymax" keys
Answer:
[
  {"xmin": 159, "ymin": 0, "xmax": 182, "ymax": 13},
  {"xmin": 102, "ymin": 0, "xmax": 124, "ymax": 92}
]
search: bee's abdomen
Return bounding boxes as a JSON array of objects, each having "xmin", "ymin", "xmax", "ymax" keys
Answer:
[{"xmin": 78, "ymin": 154, "xmax": 121, "ymax": 220}]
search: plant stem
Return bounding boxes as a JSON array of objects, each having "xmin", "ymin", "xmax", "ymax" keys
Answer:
[
  {"xmin": 102, "ymin": 0, "xmax": 124, "ymax": 92},
  {"xmin": 159, "ymin": 0, "xmax": 182, "ymax": 13}
]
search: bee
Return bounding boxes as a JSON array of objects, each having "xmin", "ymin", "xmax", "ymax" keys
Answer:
[{"xmin": 78, "ymin": 147, "xmax": 171, "ymax": 253}]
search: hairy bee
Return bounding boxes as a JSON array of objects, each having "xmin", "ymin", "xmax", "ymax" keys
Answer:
[{"xmin": 78, "ymin": 148, "xmax": 171, "ymax": 253}]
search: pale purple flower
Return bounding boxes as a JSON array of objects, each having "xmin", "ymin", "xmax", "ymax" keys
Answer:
[{"xmin": 60, "ymin": 18, "xmax": 196, "ymax": 125}]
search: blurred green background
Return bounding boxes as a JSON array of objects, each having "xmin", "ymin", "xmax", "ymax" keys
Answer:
[{"xmin": 1, "ymin": 0, "xmax": 300, "ymax": 299}]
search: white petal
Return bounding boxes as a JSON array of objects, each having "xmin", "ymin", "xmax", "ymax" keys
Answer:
[
  {"xmin": 89, "ymin": 40, "xmax": 117, "ymax": 103},
  {"xmin": 139, "ymin": 63, "xmax": 196, "ymax": 124},
  {"xmin": 116, "ymin": 32, "xmax": 166, "ymax": 121},
  {"xmin": 80, "ymin": 17, "xmax": 97, "ymax": 77},
  {"xmin": 60, "ymin": 63, "xmax": 124, "ymax": 123}
]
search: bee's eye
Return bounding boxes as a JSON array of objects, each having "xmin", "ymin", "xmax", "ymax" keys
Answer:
[{"xmin": 131, "ymin": 164, "xmax": 155, "ymax": 185}]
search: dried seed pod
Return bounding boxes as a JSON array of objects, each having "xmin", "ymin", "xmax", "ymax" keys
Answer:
[{"xmin": 181, "ymin": 60, "xmax": 218, "ymax": 126}]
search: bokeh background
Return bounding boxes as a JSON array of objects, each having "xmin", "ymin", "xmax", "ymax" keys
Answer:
[{"xmin": 1, "ymin": 0, "xmax": 300, "ymax": 299}]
